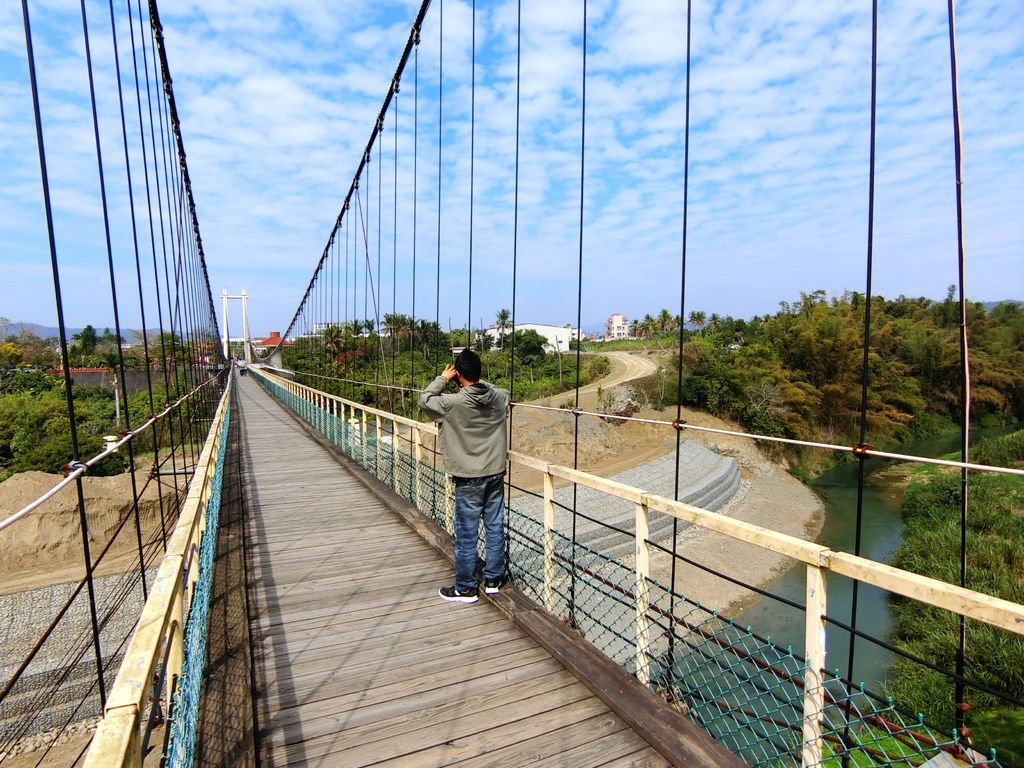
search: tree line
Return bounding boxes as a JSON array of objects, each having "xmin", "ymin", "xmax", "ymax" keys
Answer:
[
  {"xmin": 282, "ymin": 310, "xmax": 607, "ymax": 417},
  {"xmin": 0, "ymin": 320, "xmax": 200, "ymax": 372},
  {"xmin": 625, "ymin": 290, "xmax": 1023, "ymax": 458}
]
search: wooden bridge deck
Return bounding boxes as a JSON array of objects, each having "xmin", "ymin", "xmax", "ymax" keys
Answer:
[{"xmin": 234, "ymin": 375, "xmax": 732, "ymax": 768}]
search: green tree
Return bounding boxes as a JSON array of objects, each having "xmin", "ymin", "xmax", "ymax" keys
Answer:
[
  {"xmin": 513, "ymin": 329, "xmax": 547, "ymax": 365},
  {"xmin": 71, "ymin": 324, "xmax": 99, "ymax": 363}
]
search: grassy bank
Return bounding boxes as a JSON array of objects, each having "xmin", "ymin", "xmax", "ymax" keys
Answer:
[{"xmin": 886, "ymin": 429, "xmax": 1024, "ymax": 764}]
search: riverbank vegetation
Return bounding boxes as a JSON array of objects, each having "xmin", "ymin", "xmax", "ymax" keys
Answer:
[
  {"xmin": 613, "ymin": 291, "xmax": 1023, "ymax": 469},
  {"xmin": 281, "ymin": 314, "xmax": 609, "ymax": 417},
  {"xmin": 0, "ymin": 374, "xmax": 135, "ymax": 480},
  {"xmin": 886, "ymin": 429, "xmax": 1024, "ymax": 763}
]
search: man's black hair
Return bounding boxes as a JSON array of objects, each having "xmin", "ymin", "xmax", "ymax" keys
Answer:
[{"xmin": 454, "ymin": 348, "xmax": 482, "ymax": 382}]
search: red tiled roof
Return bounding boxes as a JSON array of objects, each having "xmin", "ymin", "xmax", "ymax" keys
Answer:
[{"xmin": 253, "ymin": 331, "xmax": 293, "ymax": 347}]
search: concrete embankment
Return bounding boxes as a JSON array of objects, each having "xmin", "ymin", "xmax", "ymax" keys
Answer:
[{"xmin": 513, "ymin": 439, "xmax": 742, "ymax": 561}]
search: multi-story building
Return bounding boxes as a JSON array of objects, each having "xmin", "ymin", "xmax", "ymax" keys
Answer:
[{"xmin": 605, "ymin": 313, "xmax": 630, "ymax": 340}]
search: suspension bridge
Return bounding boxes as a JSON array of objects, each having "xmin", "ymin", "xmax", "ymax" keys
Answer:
[{"xmin": 2, "ymin": 0, "xmax": 1023, "ymax": 767}]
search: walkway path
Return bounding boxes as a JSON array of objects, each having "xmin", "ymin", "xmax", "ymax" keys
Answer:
[{"xmin": 235, "ymin": 376, "xmax": 695, "ymax": 767}]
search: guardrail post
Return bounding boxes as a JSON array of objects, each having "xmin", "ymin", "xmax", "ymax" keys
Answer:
[
  {"xmin": 802, "ymin": 561, "xmax": 827, "ymax": 768},
  {"xmin": 392, "ymin": 418, "xmax": 401, "ymax": 495},
  {"xmin": 375, "ymin": 414, "xmax": 382, "ymax": 476},
  {"xmin": 635, "ymin": 498, "xmax": 652, "ymax": 687},
  {"xmin": 413, "ymin": 425, "xmax": 424, "ymax": 511},
  {"xmin": 361, "ymin": 409, "xmax": 368, "ymax": 467},
  {"xmin": 543, "ymin": 468, "xmax": 555, "ymax": 613}
]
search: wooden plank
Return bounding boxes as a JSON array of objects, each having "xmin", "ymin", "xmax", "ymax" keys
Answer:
[
  {"xmin": 596, "ymin": 750, "xmax": 675, "ymax": 768},
  {"xmin": 490, "ymin": 589, "xmax": 747, "ymax": 768},
  {"xmin": 270, "ymin": 668, "xmax": 582, "ymax": 765},
  {"xmin": 255, "ymin": 600, "xmax": 509, "ymax": 646},
  {"xmin": 829, "ymin": 551, "xmax": 1024, "ymax": 635},
  {"xmin": 253, "ymin": 615, "xmax": 519, "ymax": 671},
  {"xmin": 259, "ymin": 657, "xmax": 568, "ymax": 750},
  {"xmin": 456, "ymin": 715, "xmax": 669, "ymax": 768},
  {"xmin": 262, "ymin": 646, "xmax": 560, "ymax": 725},
  {"xmin": 314, "ymin": 695, "xmax": 614, "ymax": 767},
  {"xmin": 259, "ymin": 634, "xmax": 540, "ymax": 696}
]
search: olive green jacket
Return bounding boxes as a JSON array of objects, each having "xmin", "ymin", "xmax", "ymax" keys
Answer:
[{"xmin": 418, "ymin": 376, "xmax": 510, "ymax": 478}]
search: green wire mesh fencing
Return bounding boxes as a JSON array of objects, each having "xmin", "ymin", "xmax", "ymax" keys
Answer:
[{"xmin": 165, "ymin": 404, "xmax": 232, "ymax": 767}]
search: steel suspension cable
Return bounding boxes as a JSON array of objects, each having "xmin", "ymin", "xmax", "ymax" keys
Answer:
[
  {"xmin": 391, "ymin": 79, "xmax": 399, "ymax": 410},
  {"xmin": 505, "ymin": 0, "xmax": 522, "ymax": 563},
  {"xmin": 569, "ymin": 0, "xmax": 589, "ymax": 625},
  {"xmin": 377, "ymin": 119, "xmax": 383, "ymax": 396},
  {"xmin": 669, "ymin": 0, "xmax": 694, "ymax": 674},
  {"xmin": 842, "ymin": 4, "xmax": 880, "ymax": 758},
  {"xmin": 131, "ymin": 0, "xmax": 176, "ymax": 538},
  {"xmin": 275, "ymin": 0, "xmax": 433, "ymax": 367},
  {"xmin": 467, "ymin": 0, "xmax": 476, "ymax": 346},
  {"xmin": 411, "ymin": 39, "xmax": 419, "ymax": 398},
  {"xmin": 434, "ymin": 0, "xmax": 444, "ymax": 371},
  {"xmin": 945, "ymin": 0, "xmax": 972, "ymax": 739},
  {"xmin": 121, "ymin": 0, "xmax": 163, "ymax": 549},
  {"xmin": 21, "ymin": 0, "xmax": 108, "ymax": 711},
  {"xmin": 149, "ymin": 17, "xmax": 191, "ymax": 482},
  {"xmin": 94, "ymin": 0, "xmax": 151, "ymax": 599}
]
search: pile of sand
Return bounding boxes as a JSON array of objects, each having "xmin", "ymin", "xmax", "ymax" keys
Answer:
[{"xmin": 0, "ymin": 470, "xmax": 171, "ymax": 594}]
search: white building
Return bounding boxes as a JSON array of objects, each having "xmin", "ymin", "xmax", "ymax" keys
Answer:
[
  {"xmin": 605, "ymin": 313, "xmax": 630, "ymax": 340},
  {"xmin": 483, "ymin": 322, "xmax": 580, "ymax": 352}
]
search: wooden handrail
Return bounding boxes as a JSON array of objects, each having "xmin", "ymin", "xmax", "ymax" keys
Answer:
[{"xmin": 82, "ymin": 381, "xmax": 231, "ymax": 768}]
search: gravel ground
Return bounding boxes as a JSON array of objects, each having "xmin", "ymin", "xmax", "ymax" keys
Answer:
[{"xmin": 0, "ymin": 570, "xmax": 153, "ymax": 750}]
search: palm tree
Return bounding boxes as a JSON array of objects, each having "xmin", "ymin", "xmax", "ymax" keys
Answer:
[
  {"xmin": 495, "ymin": 308, "xmax": 511, "ymax": 350},
  {"xmin": 657, "ymin": 308, "xmax": 673, "ymax": 335},
  {"xmin": 688, "ymin": 310, "xmax": 706, "ymax": 336},
  {"xmin": 322, "ymin": 324, "xmax": 346, "ymax": 362},
  {"xmin": 641, "ymin": 314, "xmax": 656, "ymax": 339}
]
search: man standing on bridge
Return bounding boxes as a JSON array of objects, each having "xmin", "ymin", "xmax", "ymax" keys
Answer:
[{"xmin": 419, "ymin": 348, "xmax": 510, "ymax": 603}]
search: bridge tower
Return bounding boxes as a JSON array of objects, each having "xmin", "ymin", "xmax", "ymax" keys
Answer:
[{"xmin": 221, "ymin": 288, "xmax": 252, "ymax": 362}]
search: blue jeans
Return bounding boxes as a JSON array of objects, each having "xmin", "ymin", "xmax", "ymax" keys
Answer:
[{"xmin": 452, "ymin": 473, "xmax": 506, "ymax": 591}]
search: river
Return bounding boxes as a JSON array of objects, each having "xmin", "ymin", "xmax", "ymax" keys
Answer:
[{"xmin": 736, "ymin": 457, "xmax": 905, "ymax": 687}]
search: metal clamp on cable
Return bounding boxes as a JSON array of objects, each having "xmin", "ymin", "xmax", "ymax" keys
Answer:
[
  {"xmin": 64, "ymin": 461, "xmax": 87, "ymax": 477},
  {"xmin": 671, "ymin": 418, "xmax": 687, "ymax": 431},
  {"xmin": 852, "ymin": 443, "xmax": 874, "ymax": 457}
]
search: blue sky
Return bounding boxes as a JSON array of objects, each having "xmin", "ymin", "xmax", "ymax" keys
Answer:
[{"xmin": 1, "ymin": 0, "xmax": 1022, "ymax": 339}]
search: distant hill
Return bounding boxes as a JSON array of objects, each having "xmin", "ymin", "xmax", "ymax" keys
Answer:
[
  {"xmin": 0, "ymin": 322, "xmax": 159, "ymax": 341},
  {"xmin": 981, "ymin": 300, "xmax": 1023, "ymax": 311},
  {"xmin": 0, "ymin": 322, "xmax": 75, "ymax": 339}
]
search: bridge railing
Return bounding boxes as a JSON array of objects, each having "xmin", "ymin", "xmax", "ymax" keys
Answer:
[
  {"xmin": 250, "ymin": 365, "xmax": 1023, "ymax": 768},
  {"xmin": 80, "ymin": 381, "xmax": 232, "ymax": 768},
  {"xmin": 0, "ymin": 374, "xmax": 225, "ymax": 764}
]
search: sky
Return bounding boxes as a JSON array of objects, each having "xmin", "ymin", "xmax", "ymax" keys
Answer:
[{"xmin": 1, "ymin": 0, "xmax": 1022, "ymax": 339}]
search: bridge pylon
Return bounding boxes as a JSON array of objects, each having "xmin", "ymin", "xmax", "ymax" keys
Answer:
[{"xmin": 221, "ymin": 288, "xmax": 252, "ymax": 363}]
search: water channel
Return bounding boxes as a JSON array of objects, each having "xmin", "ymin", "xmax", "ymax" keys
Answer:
[{"xmin": 737, "ymin": 457, "xmax": 905, "ymax": 689}]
